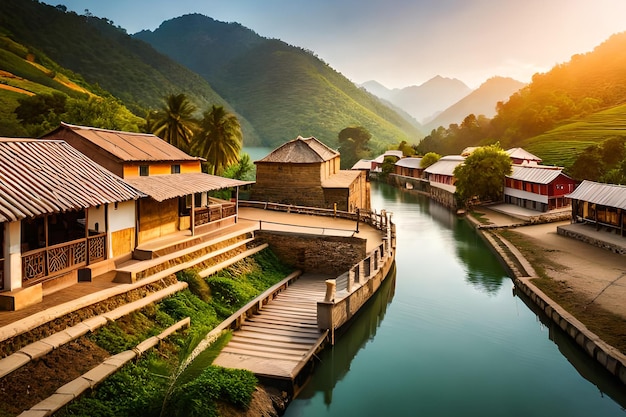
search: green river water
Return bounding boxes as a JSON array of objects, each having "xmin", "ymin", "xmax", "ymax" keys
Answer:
[{"xmin": 282, "ymin": 181, "xmax": 626, "ymax": 417}]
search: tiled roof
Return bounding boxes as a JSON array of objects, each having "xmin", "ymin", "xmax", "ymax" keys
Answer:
[
  {"xmin": 47, "ymin": 122, "xmax": 201, "ymax": 162},
  {"xmin": 0, "ymin": 139, "xmax": 143, "ymax": 222},
  {"xmin": 566, "ymin": 180, "xmax": 626, "ymax": 210},
  {"xmin": 257, "ymin": 136, "xmax": 338, "ymax": 163},
  {"xmin": 322, "ymin": 170, "xmax": 362, "ymax": 188},
  {"xmin": 125, "ymin": 173, "xmax": 251, "ymax": 202}
]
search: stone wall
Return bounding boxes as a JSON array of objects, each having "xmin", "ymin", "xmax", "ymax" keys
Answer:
[
  {"xmin": 255, "ymin": 231, "xmax": 366, "ymax": 276},
  {"xmin": 557, "ymin": 226, "xmax": 626, "ymax": 255}
]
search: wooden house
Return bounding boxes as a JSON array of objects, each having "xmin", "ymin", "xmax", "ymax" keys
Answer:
[
  {"xmin": 251, "ymin": 136, "xmax": 369, "ymax": 211},
  {"xmin": 43, "ymin": 123, "xmax": 250, "ymax": 248},
  {"xmin": 423, "ymin": 155, "xmax": 465, "ymax": 189},
  {"xmin": 370, "ymin": 150, "xmax": 403, "ymax": 174},
  {"xmin": 394, "ymin": 157, "xmax": 423, "ymax": 179},
  {"xmin": 0, "ymin": 138, "xmax": 143, "ymax": 310},
  {"xmin": 422, "ymin": 155, "xmax": 465, "ymax": 208},
  {"xmin": 506, "ymin": 147, "xmax": 542, "ymax": 165},
  {"xmin": 504, "ymin": 165, "xmax": 576, "ymax": 212},
  {"xmin": 566, "ymin": 180, "xmax": 626, "ymax": 236}
]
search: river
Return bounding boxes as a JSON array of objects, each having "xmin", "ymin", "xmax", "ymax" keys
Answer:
[{"xmin": 283, "ymin": 181, "xmax": 626, "ymax": 417}]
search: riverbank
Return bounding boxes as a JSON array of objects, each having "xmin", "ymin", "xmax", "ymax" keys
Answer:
[{"xmin": 467, "ymin": 206, "xmax": 626, "ymax": 384}]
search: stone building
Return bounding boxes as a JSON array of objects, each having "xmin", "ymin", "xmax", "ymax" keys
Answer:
[{"xmin": 251, "ymin": 136, "xmax": 369, "ymax": 212}]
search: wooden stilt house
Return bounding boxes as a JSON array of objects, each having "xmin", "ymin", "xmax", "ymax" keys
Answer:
[{"xmin": 0, "ymin": 138, "xmax": 143, "ymax": 310}]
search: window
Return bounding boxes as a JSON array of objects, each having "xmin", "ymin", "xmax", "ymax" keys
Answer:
[
  {"xmin": 171, "ymin": 164, "xmax": 181, "ymax": 174},
  {"xmin": 139, "ymin": 165, "xmax": 149, "ymax": 176}
]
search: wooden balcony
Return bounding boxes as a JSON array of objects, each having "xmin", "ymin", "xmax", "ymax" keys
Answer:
[{"xmin": 21, "ymin": 233, "xmax": 106, "ymax": 286}]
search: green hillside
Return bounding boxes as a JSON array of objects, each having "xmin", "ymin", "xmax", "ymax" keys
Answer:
[
  {"xmin": 522, "ymin": 104, "xmax": 626, "ymax": 168},
  {"xmin": 0, "ymin": 0, "xmax": 261, "ymax": 141},
  {"xmin": 135, "ymin": 15, "xmax": 423, "ymax": 149}
]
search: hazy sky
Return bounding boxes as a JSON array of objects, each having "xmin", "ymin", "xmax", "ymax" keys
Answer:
[{"xmin": 48, "ymin": 0, "xmax": 626, "ymax": 89}]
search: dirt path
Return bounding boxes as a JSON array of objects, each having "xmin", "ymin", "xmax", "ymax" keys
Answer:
[{"xmin": 508, "ymin": 221, "xmax": 626, "ymax": 319}]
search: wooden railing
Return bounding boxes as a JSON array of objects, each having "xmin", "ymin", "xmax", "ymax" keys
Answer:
[
  {"xmin": 239, "ymin": 200, "xmax": 393, "ymax": 234},
  {"xmin": 194, "ymin": 202, "xmax": 236, "ymax": 227},
  {"xmin": 22, "ymin": 233, "xmax": 107, "ymax": 285}
]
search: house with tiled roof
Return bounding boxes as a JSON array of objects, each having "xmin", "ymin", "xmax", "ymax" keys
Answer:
[
  {"xmin": 43, "ymin": 123, "xmax": 250, "ymax": 247},
  {"xmin": 0, "ymin": 138, "xmax": 144, "ymax": 309},
  {"xmin": 250, "ymin": 136, "xmax": 369, "ymax": 211}
]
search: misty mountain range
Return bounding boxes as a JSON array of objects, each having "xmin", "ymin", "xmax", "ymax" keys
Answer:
[{"xmin": 362, "ymin": 76, "xmax": 526, "ymax": 131}]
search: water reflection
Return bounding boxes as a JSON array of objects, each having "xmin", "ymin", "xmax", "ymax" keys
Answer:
[
  {"xmin": 388, "ymin": 186, "xmax": 506, "ymax": 295},
  {"xmin": 296, "ymin": 266, "xmax": 397, "ymax": 404},
  {"xmin": 516, "ymin": 289, "xmax": 626, "ymax": 410}
]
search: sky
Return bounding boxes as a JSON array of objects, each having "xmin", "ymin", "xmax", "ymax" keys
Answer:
[{"xmin": 47, "ymin": 0, "xmax": 626, "ymax": 89}]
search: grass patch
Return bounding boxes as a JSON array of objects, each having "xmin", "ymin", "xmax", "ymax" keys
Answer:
[
  {"xmin": 58, "ymin": 247, "xmax": 291, "ymax": 417},
  {"xmin": 497, "ymin": 229, "xmax": 626, "ymax": 354}
]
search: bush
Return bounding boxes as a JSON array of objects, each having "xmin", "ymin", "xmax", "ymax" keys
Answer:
[{"xmin": 167, "ymin": 366, "xmax": 257, "ymax": 417}]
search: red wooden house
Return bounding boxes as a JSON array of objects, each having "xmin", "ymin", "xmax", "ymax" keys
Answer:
[{"xmin": 504, "ymin": 165, "xmax": 576, "ymax": 212}]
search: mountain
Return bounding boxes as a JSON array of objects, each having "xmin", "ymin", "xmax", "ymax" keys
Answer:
[
  {"xmin": 0, "ymin": 0, "xmax": 263, "ymax": 142},
  {"xmin": 424, "ymin": 76, "xmax": 526, "ymax": 132},
  {"xmin": 134, "ymin": 14, "xmax": 423, "ymax": 149},
  {"xmin": 362, "ymin": 76, "xmax": 472, "ymax": 123}
]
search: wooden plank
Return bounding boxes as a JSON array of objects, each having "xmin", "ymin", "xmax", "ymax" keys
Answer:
[{"xmin": 213, "ymin": 272, "xmax": 332, "ymax": 383}]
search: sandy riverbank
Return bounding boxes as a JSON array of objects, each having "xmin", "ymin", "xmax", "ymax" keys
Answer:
[{"xmin": 473, "ymin": 207, "xmax": 626, "ymax": 321}]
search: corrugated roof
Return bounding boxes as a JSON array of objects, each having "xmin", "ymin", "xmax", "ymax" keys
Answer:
[
  {"xmin": 0, "ymin": 139, "xmax": 144, "ymax": 222},
  {"xmin": 322, "ymin": 170, "xmax": 362, "ymax": 188},
  {"xmin": 506, "ymin": 147, "xmax": 542, "ymax": 162},
  {"xmin": 351, "ymin": 159, "xmax": 372, "ymax": 170},
  {"xmin": 257, "ymin": 136, "xmax": 338, "ymax": 163},
  {"xmin": 395, "ymin": 157, "xmax": 423, "ymax": 169},
  {"xmin": 372, "ymin": 150, "xmax": 404, "ymax": 164},
  {"xmin": 48, "ymin": 122, "xmax": 201, "ymax": 163},
  {"xmin": 125, "ymin": 173, "xmax": 251, "ymax": 202},
  {"xmin": 566, "ymin": 180, "xmax": 626, "ymax": 210},
  {"xmin": 424, "ymin": 155, "xmax": 465, "ymax": 176},
  {"xmin": 507, "ymin": 165, "xmax": 567, "ymax": 184}
]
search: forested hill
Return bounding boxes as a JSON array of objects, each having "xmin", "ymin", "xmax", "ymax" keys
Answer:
[
  {"xmin": 417, "ymin": 31, "xmax": 626, "ymax": 173},
  {"xmin": 134, "ymin": 14, "xmax": 423, "ymax": 149},
  {"xmin": 0, "ymin": 0, "xmax": 233, "ymax": 114},
  {"xmin": 493, "ymin": 31, "xmax": 626, "ymax": 144}
]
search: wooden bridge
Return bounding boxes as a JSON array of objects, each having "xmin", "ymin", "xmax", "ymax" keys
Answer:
[
  {"xmin": 213, "ymin": 273, "xmax": 332, "ymax": 391},
  {"xmin": 208, "ymin": 204, "xmax": 395, "ymax": 394}
]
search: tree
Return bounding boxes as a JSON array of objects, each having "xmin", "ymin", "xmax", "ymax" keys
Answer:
[
  {"xmin": 397, "ymin": 140, "xmax": 415, "ymax": 156},
  {"xmin": 338, "ymin": 126, "xmax": 371, "ymax": 169},
  {"xmin": 151, "ymin": 94, "xmax": 197, "ymax": 153},
  {"xmin": 195, "ymin": 105, "xmax": 242, "ymax": 175},
  {"xmin": 222, "ymin": 153, "xmax": 254, "ymax": 181},
  {"xmin": 453, "ymin": 144, "xmax": 512, "ymax": 207},
  {"xmin": 420, "ymin": 152, "xmax": 441, "ymax": 169}
]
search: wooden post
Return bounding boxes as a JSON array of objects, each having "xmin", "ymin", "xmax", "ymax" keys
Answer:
[
  {"xmin": 324, "ymin": 279, "xmax": 336, "ymax": 302},
  {"xmin": 191, "ymin": 193, "xmax": 195, "ymax": 237}
]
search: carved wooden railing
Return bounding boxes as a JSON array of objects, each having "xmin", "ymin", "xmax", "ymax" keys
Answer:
[
  {"xmin": 22, "ymin": 233, "xmax": 107, "ymax": 285},
  {"xmin": 88, "ymin": 233, "xmax": 106, "ymax": 263}
]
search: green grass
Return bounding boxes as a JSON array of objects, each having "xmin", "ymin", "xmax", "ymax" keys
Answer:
[{"xmin": 521, "ymin": 104, "xmax": 626, "ymax": 169}]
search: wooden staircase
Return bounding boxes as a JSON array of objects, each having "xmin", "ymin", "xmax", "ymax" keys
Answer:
[{"xmin": 0, "ymin": 220, "xmax": 267, "ymax": 416}]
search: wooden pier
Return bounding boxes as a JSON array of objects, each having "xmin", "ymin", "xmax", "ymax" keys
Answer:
[{"xmin": 213, "ymin": 273, "xmax": 330, "ymax": 391}]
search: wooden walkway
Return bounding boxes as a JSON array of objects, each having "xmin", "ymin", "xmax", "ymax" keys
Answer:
[{"xmin": 213, "ymin": 273, "xmax": 330, "ymax": 385}]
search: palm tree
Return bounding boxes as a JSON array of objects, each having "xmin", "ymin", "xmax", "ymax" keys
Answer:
[
  {"xmin": 195, "ymin": 105, "xmax": 242, "ymax": 175},
  {"xmin": 151, "ymin": 93, "xmax": 197, "ymax": 153}
]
